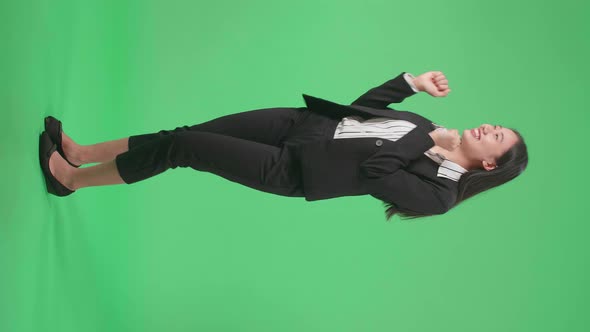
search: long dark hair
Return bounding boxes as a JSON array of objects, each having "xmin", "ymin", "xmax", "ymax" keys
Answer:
[{"xmin": 383, "ymin": 129, "xmax": 528, "ymax": 221}]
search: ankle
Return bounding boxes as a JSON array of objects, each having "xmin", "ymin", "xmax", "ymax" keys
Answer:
[
  {"xmin": 68, "ymin": 168, "xmax": 81, "ymax": 191},
  {"xmin": 51, "ymin": 153, "xmax": 78, "ymax": 191},
  {"xmin": 74, "ymin": 145, "xmax": 90, "ymax": 165}
]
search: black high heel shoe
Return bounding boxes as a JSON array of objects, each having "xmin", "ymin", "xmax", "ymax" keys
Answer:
[
  {"xmin": 39, "ymin": 131, "xmax": 75, "ymax": 196},
  {"xmin": 44, "ymin": 116, "xmax": 81, "ymax": 168}
]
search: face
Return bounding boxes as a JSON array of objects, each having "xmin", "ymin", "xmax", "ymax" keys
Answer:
[{"xmin": 461, "ymin": 124, "xmax": 520, "ymax": 170}]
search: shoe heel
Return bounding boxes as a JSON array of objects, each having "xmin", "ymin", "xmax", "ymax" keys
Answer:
[
  {"xmin": 39, "ymin": 131, "xmax": 75, "ymax": 197},
  {"xmin": 43, "ymin": 174, "xmax": 58, "ymax": 195},
  {"xmin": 44, "ymin": 116, "xmax": 82, "ymax": 168}
]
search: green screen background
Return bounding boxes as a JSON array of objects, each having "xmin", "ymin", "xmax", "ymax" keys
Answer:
[{"xmin": 1, "ymin": 0, "xmax": 588, "ymax": 331}]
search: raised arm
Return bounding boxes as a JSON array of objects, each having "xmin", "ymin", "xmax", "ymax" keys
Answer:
[
  {"xmin": 351, "ymin": 71, "xmax": 452, "ymax": 109},
  {"xmin": 350, "ymin": 72, "xmax": 419, "ymax": 109}
]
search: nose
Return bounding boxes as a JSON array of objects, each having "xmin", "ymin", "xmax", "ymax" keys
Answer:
[{"xmin": 480, "ymin": 124, "xmax": 494, "ymax": 136}]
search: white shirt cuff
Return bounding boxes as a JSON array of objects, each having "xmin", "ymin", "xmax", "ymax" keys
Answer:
[{"xmin": 403, "ymin": 73, "xmax": 420, "ymax": 93}]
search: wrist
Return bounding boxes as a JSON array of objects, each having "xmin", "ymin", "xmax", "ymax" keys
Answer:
[
  {"xmin": 413, "ymin": 77, "xmax": 423, "ymax": 92},
  {"xmin": 403, "ymin": 73, "xmax": 421, "ymax": 93}
]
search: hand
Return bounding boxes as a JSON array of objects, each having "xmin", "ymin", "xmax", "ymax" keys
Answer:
[
  {"xmin": 429, "ymin": 128, "xmax": 461, "ymax": 151},
  {"xmin": 413, "ymin": 71, "xmax": 451, "ymax": 97}
]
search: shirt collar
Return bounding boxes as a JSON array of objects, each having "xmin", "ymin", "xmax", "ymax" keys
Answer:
[{"xmin": 426, "ymin": 122, "xmax": 469, "ymax": 182}]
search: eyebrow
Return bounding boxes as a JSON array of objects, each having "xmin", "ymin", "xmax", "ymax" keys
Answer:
[{"xmin": 495, "ymin": 125, "xmax": 504, "ymax": 142}]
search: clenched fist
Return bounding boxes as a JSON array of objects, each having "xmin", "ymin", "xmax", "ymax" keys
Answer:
[
  {"xmin": 414, "ymin": 71, "xmax": 451, "ymax": 97},
  {"xmin": 429, "ymin": 128, "xmax": 461, "ymax": 151}
]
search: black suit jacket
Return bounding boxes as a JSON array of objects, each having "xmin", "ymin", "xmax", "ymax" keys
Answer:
[{"xmin": 297, "ymin": 72, "xmax": 459, "ymax": 215}]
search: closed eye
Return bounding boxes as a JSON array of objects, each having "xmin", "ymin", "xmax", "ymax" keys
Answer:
[{"xmin": 494, "ymin": 125, "xmax": 504, "ymax": 142}]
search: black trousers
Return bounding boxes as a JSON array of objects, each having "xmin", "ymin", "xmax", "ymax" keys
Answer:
[{"xmin": 114, "ymin": 107, "xmax": 340, "ymax": 198}]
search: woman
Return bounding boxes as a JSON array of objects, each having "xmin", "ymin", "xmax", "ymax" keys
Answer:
[{"xmin": 39, "ymin": 70, "xmax": 528, "ymax": 220}]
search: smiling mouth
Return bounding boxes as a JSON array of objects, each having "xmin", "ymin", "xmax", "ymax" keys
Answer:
[{"xmin": 471, "ymin": 128, "xmax": 481, "ymax": 140}]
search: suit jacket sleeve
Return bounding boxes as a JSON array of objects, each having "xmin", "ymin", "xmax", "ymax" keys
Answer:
[
  {"xmin": 350, "ymin": 72, "xmax": 418, "ymax": 109},
  {"xmin": 360, "ymin": 126, "xmax": 453, "ymax": 215},
  {"xmin": 367, "ymin": 170, "xmax": 454, "ymax": 215}
]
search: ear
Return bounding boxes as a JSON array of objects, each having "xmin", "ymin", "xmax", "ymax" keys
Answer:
[{"xmin": 482, "ymin": 160, "xmax": 497, "ymax": 171}]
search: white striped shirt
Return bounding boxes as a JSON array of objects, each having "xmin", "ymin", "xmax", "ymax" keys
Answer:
[{"xmin": 333, "ymin": 115, "xmax": 467, "ymax": 181}]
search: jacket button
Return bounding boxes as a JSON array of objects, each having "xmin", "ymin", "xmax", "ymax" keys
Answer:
[{"xmin": 375, "ymin": 139, "xmax": 383, "ymax": 146}]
